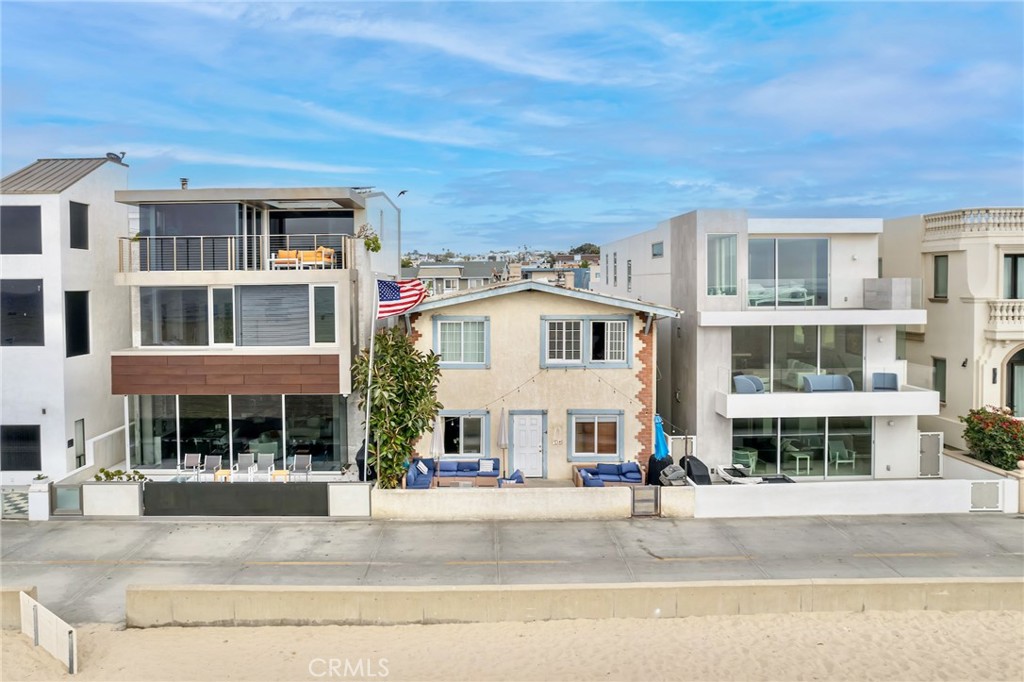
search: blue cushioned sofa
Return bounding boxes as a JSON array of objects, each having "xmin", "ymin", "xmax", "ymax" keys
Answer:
[
  {"xmin": 802, "ymin": 374, "xmax": 854, "ymax": 392},
  {"xmin": 402, "ymin": 458, "xmax": 437, "ymax": 489},
  {"xmin": 572, "ymin": 462, "xmax": 646, "ymax": 487},
  {"xmin": 436, "ymin": 458, "xmax": 501, "ymax": 487}
]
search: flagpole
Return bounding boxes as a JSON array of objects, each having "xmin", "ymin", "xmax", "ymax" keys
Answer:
[{"xmin": 362, "ymin": 284, "xmax": 378, "ymax": 484}]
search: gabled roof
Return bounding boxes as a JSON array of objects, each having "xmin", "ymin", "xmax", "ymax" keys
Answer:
[
  {"xmin": 413, "ymin": 280, "xmax": 681, "ymax": 318},
  {"xmin": 461, "ymin": 261, "xmax": 500, "ymax": 278},
  {"xmin": 1, "ymin": 158, "xmax": 111, "ymax": 194}
]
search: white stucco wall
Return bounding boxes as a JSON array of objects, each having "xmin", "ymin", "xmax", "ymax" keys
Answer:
[
  {"xmin": 411, "ymin": 290, "xmax": 654, "ymax": 480},
  {"xmin": 1, "ymin": 161, "xmax": 129, "ymax": 483}
]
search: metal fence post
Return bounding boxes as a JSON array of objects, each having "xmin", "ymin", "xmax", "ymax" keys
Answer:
[{"xmin": 32, "ymin": 604, "xmax": 38, "ymax": 645}]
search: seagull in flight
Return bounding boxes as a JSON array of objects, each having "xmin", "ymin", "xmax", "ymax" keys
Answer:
[{"xmin": 397, "ymin": 190, "xmax": 408, "ymax": 197}]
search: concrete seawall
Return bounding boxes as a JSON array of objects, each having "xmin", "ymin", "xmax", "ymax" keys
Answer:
[{"xmin": 126, "ymin": 578, "xmax": 1024, "ymax": 628}]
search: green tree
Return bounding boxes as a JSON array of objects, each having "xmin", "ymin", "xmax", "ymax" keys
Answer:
[
  {"xmin": 352, "ymin": 327, "xmax": 443, "ymax": 488},
  {"xmin": 401, "ymin": 257, "xmax": 414, "ymax": 268},
  {"xmin": 579, "ymin": 259, "xmax": 591, "ymax": 268},
  {"xmin": 569, "ymin": 242, "xmax": 600, "ymax": 255}
]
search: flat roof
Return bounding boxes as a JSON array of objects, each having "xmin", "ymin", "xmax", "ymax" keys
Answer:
[{"xmin": 115, "ymin": 187, "xmax": 366, "ymax": 209}]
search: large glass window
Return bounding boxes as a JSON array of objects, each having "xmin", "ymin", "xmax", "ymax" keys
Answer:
[
  {"xmin": 933, "ymin": 255, "xmax": 948, "ymax": 299},
  {"xmin": 1004, "ymin": 254, "xmax": 1024, "ymax": 299},
  {"xmin": 235, "ymin": 285, "xmax": 309, "ymax": 346},
  {"xmin": 820, "ymin": 325, "xmax": 863, "ymax": 390},
  {"xmin": 732, "ymin": 416, "xmax": 872, "ymax": 478},
  {"xmin": 179, "ymin": 395, "xmax": 229, "ymax": 465},
  {"xmin": 732, "ymin": 327, "xmax": 771, "ymax": 389},
  {"xmin": 1, "ymin": 279, "xmax": 44, "ymax": 346},
  {"xmin": 0, "ymin": 425, "xmax": 41, "ymax": 470},
  {"xmin": 569, "ymin": 412, "xmax": 621, "ymax": 460},
  {"xmin": 707, "ymin": 234, "xmax": 737, "ymax": 295},
  {"xmin": 0, "ymin": 206, "xmax": 42, "ymax": 254},
  {"xmin": 748, "ymin": 238, "xmax": 828, "ymax": 307},
  {"xmin": 141, "ymin": 287, "xmax": 208, "ymax": 346},
  {"xmin": 437, "ymin": 318, "xmax": 487, "ymax": 366},
  {"xmin": 212, "ymin": 288, "xmax": 234, "ymax": 344},
  {"xmin": 64, "ymin": 291, "xmax": 90, "ymax": 357},
  {"xmin": 233, "ymin": 395, "xmax": 283, "ymax": 468},
  {"xmin": 129, "ymin": 395, "xmax": 177, "ymax": 469},
  {"xmin": 313, "ymin": 286, "xmax": 336, "ymax": 344},
  {"xmin": 443, "ymin": 414, "xmax": 484, "ymax": 456},
  {"xmin": 74, "ymin": 418, "xmax": 86, "ymax": 468},
  {"xmin": 70, "ymin": 201, "xmax": 89, "ymax": 249},
  {"xmin": 933, "ymin": 358, "xmax": 947, "ymax": 403},
  {"xmin": 139, "ymin": 203, "xmax": 242, "ymax": 271},
  {"xmin": 773, "ymin": 326, "xmax": 819, "ymax": 392},
  {"xmin": 285, "ymin": 395, "xmax": 347, "ymax": 471}
]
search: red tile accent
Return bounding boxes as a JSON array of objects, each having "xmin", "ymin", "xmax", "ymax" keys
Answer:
[{"xmin": 633, "ymin": 313, "xmax": 656, "ymax": 470}]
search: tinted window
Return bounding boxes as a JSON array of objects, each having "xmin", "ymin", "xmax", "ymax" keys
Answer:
[
  {"xmin": 65, "ymin": 291, "xmax": 89, "ymax": 357},
  {"xmin": 70, "ymin": 202, "xmax": 89, "ymax": 249},
  {"xmin": 140, "ymin": 287, "xmax": 208, "ymax": 345},
  {"xmin": 1, "ymin": 205, "xmax": 42, "ymax": 254},
  {"xmin": 1, "ymin": 425, "xmax": 41, "ymax": 470},
  {"xmin": 1, "ymin": 279, "xmax": 44, "ymax": 345}
]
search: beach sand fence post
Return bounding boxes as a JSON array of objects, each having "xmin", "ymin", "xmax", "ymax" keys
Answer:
[{"xmin": 19, "ymin": 591, "xmax": 77, "ymax": 674}]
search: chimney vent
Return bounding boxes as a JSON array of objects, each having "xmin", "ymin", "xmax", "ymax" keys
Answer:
[{"xmin": 180, "ymin": 178, "xmax": 189, "ymax": 190}]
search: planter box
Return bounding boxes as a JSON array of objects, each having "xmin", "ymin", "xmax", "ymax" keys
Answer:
[{"xmin": 82, "ymin": 481, "xmax": 143, "ymax": 517}]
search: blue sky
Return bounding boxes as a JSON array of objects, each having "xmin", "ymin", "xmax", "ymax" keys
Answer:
[{"xmin": 2, "ymin": 2, "xmax": 1022, "ymax": 253}]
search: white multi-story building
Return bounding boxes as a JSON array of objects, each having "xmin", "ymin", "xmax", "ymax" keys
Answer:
[
  {"xmin": 1, "ymin": 157, "xmax": 130, "ymax": 484},
  {"xmin": 109, "ymin": 184, "xmax": 400, "ymax": 475},
  {"xmin": 881, "ymin": 208, "xmax": 1024, "ymax": 449},
  {"xmin": 597, "ymin": 209, "xmax": 940, "ymax": 480}
]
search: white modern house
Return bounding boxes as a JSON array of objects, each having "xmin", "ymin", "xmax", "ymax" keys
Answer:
[
  {"xmin": 1, "ymin": 157, "xmax": 130, "ymax": 485},
  {"xmin": 597, "ymin": 209, "xmax": 941, "ymax": 483},
  {"xmin": 881, "ymin": 208, "xmax": 1024, "ymax": 449},
  {"xmin": 108, "ymin": 184, "xmax": 400, "ymax": 475}
]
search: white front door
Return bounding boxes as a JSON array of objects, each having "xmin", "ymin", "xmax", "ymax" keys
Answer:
[{"xmin": 512, "ymin": 414, "xmax": 544, "ymax": 477}]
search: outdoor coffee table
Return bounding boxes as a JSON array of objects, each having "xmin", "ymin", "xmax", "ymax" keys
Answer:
[
  {"xmin": 270, "ymin": 469, "xmax": 290, "ymax": 482},
  {"xmin": 213, "ymin": 469, "xmax": 232, "ymax": 483}
]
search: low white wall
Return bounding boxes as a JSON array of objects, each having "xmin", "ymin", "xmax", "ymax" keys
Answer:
[
  {"xmin": 660, "ymin": 486, "xmax": 695, "ymax": 518},
  {"xmin": 371, "ymin": 487, "xmax": 632, "ymax": 521},
  {"xmin": 693, "ymin": 479, "xmax": 976, "ymax": 518},
  {"xmin": 942, "ymin": 452, "xmax": 1022, "ymax": 513},
  {"xmin": 81, "ymin": 482, "xmax": 142, "ymax": 517},
  {"xmin": 328, "ymin": 483, "xmax": 371, "ymax": 517}
]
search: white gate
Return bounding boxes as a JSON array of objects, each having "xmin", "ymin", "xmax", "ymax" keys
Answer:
[{"xmin": 669, "ymin": 435, "xmax": 696, "ymax": 462}]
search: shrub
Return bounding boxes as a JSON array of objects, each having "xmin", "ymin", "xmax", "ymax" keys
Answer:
[
  {"xmin": 959, "ymin": 406, "xmax": 1024, "ymax": 471},
  {"xmin": 93, "ymin": 468, "xmax": 148, "ymax": 482}
]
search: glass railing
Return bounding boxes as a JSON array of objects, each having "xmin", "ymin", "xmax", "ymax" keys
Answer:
[
  {"xmin": 722, "ymin": 361, "xmax": 936, "ymax": 394},
  {"xmin": 118, "ymin": 234, "xmax": 354, "ymax": 273},
  {"xmin": 724, "ymin": 277, "xmax": 923, "ymax": 310}
]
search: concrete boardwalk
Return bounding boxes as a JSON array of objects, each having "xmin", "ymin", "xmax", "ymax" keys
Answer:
[{"xmin": 2, "ymin": 514, "xmax": 1022, "ymax": 624}]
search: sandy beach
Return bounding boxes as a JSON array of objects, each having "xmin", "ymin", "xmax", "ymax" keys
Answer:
[{"xmin": 3, "ymin": 610, "xmax": 1022, "ymax": 682}]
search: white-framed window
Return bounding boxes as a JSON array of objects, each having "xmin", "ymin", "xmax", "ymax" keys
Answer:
[
  {"xmin": 542, "ymin": 316, "xmax": 631, "ymax": 368},
  {"xmin": 443, "ymin": 278, "xmax": 459, "ymax": 293},
  {"xmin": 467, "ymin": 278, "xmax": 486, "ymax": 289},
  {"xmin": 435, "ymin": 316, "xmax": 488, "ymax": 368},
  {"xmin": 422, "ymin": 279, "xmax": 436, "ymax": 294},
  {"xmin": 626, "ymin": 260, "xmax": 632, "ymax": 292},
  {"xmin": 441, "ymin": 411, "xmax": 487, "ymax": 456},
  {"xmin": 568, "ymin": 410, "xmax": 623, "ymax": 461},
  {"xmin": 546, "ymin": 319, "xmax": 583, "ymax": 363}
]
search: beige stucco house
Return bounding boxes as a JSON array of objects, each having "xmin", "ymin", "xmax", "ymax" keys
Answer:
[
  {"xmin": 408, "ymin": 280, "xmax": 680, "ymax": 480},
  {"xmin": 882, "ymin": 207, "xmax": 1024, "ymax": 449}
]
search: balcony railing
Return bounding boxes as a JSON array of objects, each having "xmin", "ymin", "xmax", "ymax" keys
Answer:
[
  {"xmin": 923, "ymin": 208, "xmax": 1024, "ymax": 239},
  {"xmin": 118, "ymin": 234, "xmax": 354, "ymax": 273},
  {"xmin": 987, "ymin": 299, "xmax": 1024, "ymax": 341}
]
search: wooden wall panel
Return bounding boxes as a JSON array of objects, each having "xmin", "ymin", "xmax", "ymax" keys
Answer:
[{"xmin": 112, "ymin": 355, "xmax": 341, "ymax": 395}]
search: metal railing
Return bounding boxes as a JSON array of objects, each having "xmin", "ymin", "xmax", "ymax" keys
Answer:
[{"xmin": 118, "ymin": 234, "xmax": 354, "ymax": 273}]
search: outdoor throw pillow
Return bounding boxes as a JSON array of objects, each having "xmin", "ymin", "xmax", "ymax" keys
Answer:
[
  {"xmin": 416, "ymin": 461, "xmax": 429, "ymax": 475},
  {"xmin": 478, "ymin": 459, "xmax": 494, "ymax": 472}
]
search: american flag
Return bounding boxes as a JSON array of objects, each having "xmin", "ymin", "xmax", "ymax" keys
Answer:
[{"xmin": 376, "ymin": 279, "xmax": 427, "ymax": 319}]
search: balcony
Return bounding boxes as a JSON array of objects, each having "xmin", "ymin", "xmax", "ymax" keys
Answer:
[
  {"xmin": 714, "ymin": 366, "xmax": 940, "ymax": 419},
  {"xmin": 986, "ymin": 299, "xmax": 1024, "ymax": 342},
  {"xmin": 923, "ymin": 208, "xmax": 1024, "ymax": 240},
  {"xmin": 117, "ymin": 234, "xmax": 355, "ymax": 274}
]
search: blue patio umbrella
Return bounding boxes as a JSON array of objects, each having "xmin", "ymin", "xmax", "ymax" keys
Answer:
[{"xmin": 653, "ymin": 414, "xmax": 670, "ymax": 461}]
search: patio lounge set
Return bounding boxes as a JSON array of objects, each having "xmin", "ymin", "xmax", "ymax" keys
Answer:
[
  {"xmin": 572, "ymin": 462, "xmax": 646, "ymax": 487},
  {"xmin": 403, "ymin": 458, "xmax": 526, "ymax": 488},
  {"xmin": 269, "ymin": 246, "xmax": 336, "ymax": 269},
  {"xmin": 176, "ymin": 452, "xmax": 312, "ymax": 482}
]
